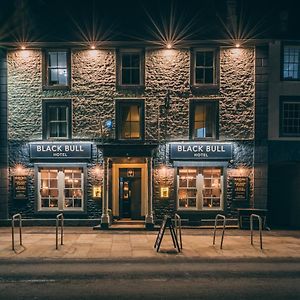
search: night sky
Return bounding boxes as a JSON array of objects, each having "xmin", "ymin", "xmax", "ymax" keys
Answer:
[{"xmin": 0, "ymin": 0, "xmax": 298, "ymax": 43}]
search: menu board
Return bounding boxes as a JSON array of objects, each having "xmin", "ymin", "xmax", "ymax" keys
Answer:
[
  {"xmin": 232, "ymin": 177, "xmax": 249, "ymax": 201},
  {"xmin": 13, "ymin": 175, "xmax": 28, "ymax": 200}
]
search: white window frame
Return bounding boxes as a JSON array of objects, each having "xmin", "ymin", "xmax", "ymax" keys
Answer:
[
  {"xmin": 36, "ymin": 164, "xmax": 86, "ymax": 212},
  {"xmin": 282, "ymin": 45, "xmax": 300, "ymax": 81},
  {"xmin": 177, "ymin": 167, "xmax": 224, "ymax": 211}
]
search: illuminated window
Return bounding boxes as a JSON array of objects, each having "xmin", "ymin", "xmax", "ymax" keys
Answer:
[
  {"xmin": 116, "ymin": 100, "xmax": 144, "ymax": 140},
  {"xmin": 43, "ymin": 50, "xmax": 70, "ymax": 89},
  {"xmin": 43, "ymin": 100, "xmax": 71, "ymax": 139},
  {"xmin": 118, "ymin": 49, "xmax": 144, "ymax": 86},
  {"xmin": 190, "ymin": 101, "xmax": 218, "ymax": 139},
  {"xmin": 177, "ymin": 167, "xmax": 223, "ymax": 211},
  {"xmin": 280, "ymin": 97, "xmax": 300, "ymax": 136},
  {"xmin": 282, "ymin": 46, "xmax": 300, "ymax": 80},
  {"xmin": 38, "ymin": 167, "xmax": 84, "ymax": 211},
  {"xmin": 192, "ymin": 49, "xmax": 217, "ymax": 85}
]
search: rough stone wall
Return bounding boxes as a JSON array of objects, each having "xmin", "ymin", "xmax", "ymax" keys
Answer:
[
  {"xmin": 219, "ymin": 48, "xmax": 255, "ymax": 140},
  {"xmin": 7, "ymin": 46, "xmax": 256, "ymax": 221},
  {"xmin": 8, "ymin": 51, "xmax": 43, "ymax": 140}
]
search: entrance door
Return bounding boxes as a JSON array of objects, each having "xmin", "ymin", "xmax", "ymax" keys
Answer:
[{"xmin": 119, "ymin": 168, "xmax": 141, "ymax": 219}]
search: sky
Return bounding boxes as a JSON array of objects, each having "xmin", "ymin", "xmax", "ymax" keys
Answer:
[{"xmin": 0, "ymin": 0, "xmax": 298, "ymax": 43}]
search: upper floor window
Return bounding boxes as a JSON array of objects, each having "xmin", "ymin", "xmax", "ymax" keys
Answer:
[
  {"xmin": 282, "ymin": 46, "xmax": 300, "ymax": 80},
  {"xmin": 280, "ymin": 97, "xmax": 300, "ymax": 136},
  {"xmin": 192, "ymin": 49, "xmax": 217, "ymax": 85},
  {"xmin": 43, "ymin": 100, "xmax": 71, "ymax": 139},
  {"xmin": 117, "ymin": 50, "xmax": 144, "ymax": 87},
  {"xmin": 43, "ymin": 50, "xmax": 70, "ymax": 89},
  {"xmin": 116, "ymin": 100, "xmax": 144, "ymax": 140},
  {"xmin": 190, "ymin": 101, "xmax": 218, "ymax": 139}
]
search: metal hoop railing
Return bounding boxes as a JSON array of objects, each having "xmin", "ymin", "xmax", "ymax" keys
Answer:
[
  {"xmin": 212, "ymin": 214, "xmax": 226, "ymax": 249},
  {"xmin": 250, "ymin": 214, "xmax": 263, "ymax": 249},
  {"xmin": 174, "ymin": 213, "xmax": 183, "ymax": 249},
  {"xmin": 12, "ymin": 213, "xmax": 22, "ymax": 251},
  {"xmin": 56, "ymin": 213, "xmax": 64, "ymax": 250}
]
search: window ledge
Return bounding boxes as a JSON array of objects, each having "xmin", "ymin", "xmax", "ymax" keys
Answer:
[
  {"xmin": 191, "ymin": 83, "xmax": 219, "ymax": 90},
  {"xmin": 42, "ymin": 85, "xmax": 71, "ymax": 91},
  {"xmin": 116, "ymin": 84, "xmax": 145, "ymax": 91}
]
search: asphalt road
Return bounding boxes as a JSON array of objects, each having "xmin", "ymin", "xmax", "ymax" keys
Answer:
[{"xmin": 0, "ymin": 258, "xmax": 300, "ymax": 299}]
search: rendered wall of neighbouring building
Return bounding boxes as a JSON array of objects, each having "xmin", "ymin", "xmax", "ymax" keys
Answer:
[
  {"xmin": 0, "ymin": 50, "xmax": 8, "ymax": 219},
  {"xmin": 7, "ymin": 46, "xmax": 257, "ymax": 221}
]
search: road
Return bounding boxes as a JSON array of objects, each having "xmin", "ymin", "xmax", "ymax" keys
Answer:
[{"xmin": 0, "ymin": 258, "xmax": 300, "ymax": 299}]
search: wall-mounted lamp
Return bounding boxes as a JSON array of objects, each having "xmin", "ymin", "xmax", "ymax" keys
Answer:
[
  {"xmin": 166, "ymin": 43, "xmax": 173, "ymax": 49},
  {"xmin": 164, "ymin": 90, "xmax": 171, "ymax": 110},
  {"xmin": 93, "ymin": 186, "xmax": 102, "ymax": 199},
  {"xmin": 160, "ymin": 187, "xmax": 169, "ymax": 198}
]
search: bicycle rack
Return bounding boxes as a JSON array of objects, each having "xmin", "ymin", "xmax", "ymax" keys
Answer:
[
  {"xmin": 174, "ymin": 213, "xmax": 183, "ymax": 249},
  {"xmin": 56, "ymin": 213, "xmax": 64, "ymax": 250},
  {"xmin": 212, "ymin": 214, "xmax": 226, "ymax": 249},
  {"xmin": 250, "ymin": 214, "xmax": 263, "ymax": 249},
  {"xmin": 12, "ymin": 213, "xmax": 22, "ymax": 251}
]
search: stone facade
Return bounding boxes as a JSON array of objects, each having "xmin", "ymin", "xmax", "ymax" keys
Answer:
[{"xmin": 6, "ymin": 45, "xmax": 259, "ymax": 224}]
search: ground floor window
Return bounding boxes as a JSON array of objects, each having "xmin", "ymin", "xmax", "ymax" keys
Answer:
[
  {"xmin": 177, "ymin": 167, "xmax": 223, "ymax": 210},
  {"xmin": 38, "ymin": 167, "xmax": 84, "ymax": 211}
]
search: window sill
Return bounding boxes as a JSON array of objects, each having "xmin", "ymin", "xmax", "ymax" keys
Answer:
[
  {"xmin": 116, "ymin": 84, "xmax": 145, "ymax": 91},
  {"xmin": 42, "ymin": 85, "xmax": 71, "ymax": 91},
  {"xmin": 190, "ymin": 84, "xmax": 219, "ymax": 94}
]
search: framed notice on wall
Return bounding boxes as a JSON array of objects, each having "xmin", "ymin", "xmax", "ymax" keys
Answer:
[
  {"xmin": 232, "ymin": 177, "xmax": 249, "ymax": 201},
  {"xmin": 12, "ymin": 175, "xmax": 28, "ymax": 200}
]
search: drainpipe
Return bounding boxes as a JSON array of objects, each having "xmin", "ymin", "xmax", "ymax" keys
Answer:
[
  {"xmin": 145, "ymin": 157, "xmax": 154, "ymax": 230},
  {"xmin": 101, "ymin": 157, "xmax": 110, "ymax": 228}
]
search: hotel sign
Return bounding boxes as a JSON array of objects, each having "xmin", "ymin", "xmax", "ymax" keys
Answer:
[
  {"xmin": 170, "ymin": 142, "xmax": 233, "ymax": 160},
  {"xmin": 29, "ymin": 142, "xmax": 92, "ymax": 160}
]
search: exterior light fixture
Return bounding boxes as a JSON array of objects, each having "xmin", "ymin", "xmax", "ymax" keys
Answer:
[
  {"xmin": 166, "ymin": 43, "xmax": 172, "ymax": 49},
  {"xmin": 160, "ymin": 187, "xmax": 169, "ymax": 198},
  {"xmin": 21, "ymin": 45, "xmax": 26, "ymax": 50},
  {"xmin": 235, "ymin": 43, "xmax": 240, "ymax": 48},
  {"xmin": 93, "ymin": 186, "xmax": 102, "ymax": 198},
  {"xmin": 90, "ymin": 44, "xmax": 96, "ymax": 50}
]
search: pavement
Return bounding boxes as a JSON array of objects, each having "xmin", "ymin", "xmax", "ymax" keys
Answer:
[{"xmin": 0, "ymin": 227, "xmax": 299, "ymax": 260}]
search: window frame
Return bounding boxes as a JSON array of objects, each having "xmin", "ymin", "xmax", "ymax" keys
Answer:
[
  {"xmin": 42, "ymin": 99, "xmax": 72, "ymax": 140},
  {"xmin": 281, "ymin": 43, "xmax": 300, "ymax": 81},
  {"xmin": 115, "ymin": 99, "xmax": 145, "ymax": 141},
  {"xmin": 279, "ymin": 96, "xmax": 300, "ymax": 137},
  {"xmin": 35, "ymin": 163, "xmax": 87, "ymax": 214},
  {"xmin": 116, "ymin": 49, "xmax": 145, "ymax": 88},
  {"xmin": 176, "ymin": 166, "xmax": 224, "ymax": 212},
  {"xmin": 42, "ymin": 49, "xmax": 71, "ymax": 90},
  {"xmin": 189, "ymin": 99, "xmax": 219, "ymax": 140},
  {"xmin": 190, "ymin": 48, "xmax": 219, "ymax": 88}
]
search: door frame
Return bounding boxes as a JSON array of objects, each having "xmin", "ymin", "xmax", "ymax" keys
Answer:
[{"xmin": 112, "ymin": 163, "xmax": 148, "ymax": 217}]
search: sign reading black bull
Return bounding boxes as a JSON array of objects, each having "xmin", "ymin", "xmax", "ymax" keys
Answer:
[
  {"xmin": 169, "ymin": 142, "xmax": 233, "ymax": 160},
  {"xmin": 29, "ymin": 142, "xmax": 92, "ymax": 159}
]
